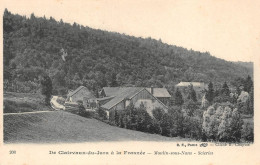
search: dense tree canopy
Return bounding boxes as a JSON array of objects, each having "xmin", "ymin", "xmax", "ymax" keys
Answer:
[{"xmin": 3, "ymin": 9, "xmax": 253, "ymax": 95}]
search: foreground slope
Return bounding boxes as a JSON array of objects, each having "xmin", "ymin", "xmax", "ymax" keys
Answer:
[{"xmin": 4, "ymin": 111, "xmax": 184, "ymax": 143}]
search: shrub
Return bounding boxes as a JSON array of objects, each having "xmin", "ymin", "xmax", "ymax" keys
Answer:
[
  {"xmin": 96, "ymin": 108, "xmax": 108, "ymax": 120},
  {"xmin": 4, "ymin": 100, "xmax": 37, "ymax": 113},
  {"xmin": 152, "ymin": 108, "xmax": 165, "ymax": 121},
  {"xmin": 148, "ymin": 119, "xmax": 161, "ymax": 134},
  {"xmin": 160, "ymin": 113, "xmax": 173, "ymax": 137},
  {"xmin": 135, "ymin": 108, "xmax": 152, "ymax": 132},
  {"xmin": 183, "ymin": 100, "xmax": 200, "ymax": 117},
  {"xmin": 114, "ymin": 110, "xmax": 119, "ymax": 126},
  {"xmin": 189, "ymin": 117, "xmax": 203, "ymax": 140},
  {"xmin": 78, "ymin": 101, "xmax": 86, "ymax": 115},
  {"xmin": 77, "ymin": 101, "xmax": 94, "ymax": 118},
  {"xmin": 168, "ymin": 106, "xmax": 184, "ymax": 137},
  {"xmin": 82, "ymin": 111, "xmax": 95, "ymax": 118},
  {"xmin": 241, "ymin": 122, "xmax": 254, "ymax": 142},
  {"xmin": 202, "ymin": 105, "xmax": 243, "ymax": 142}
]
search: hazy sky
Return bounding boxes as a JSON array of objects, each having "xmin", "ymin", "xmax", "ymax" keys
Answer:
[{"xmin": 2, "ymin": 0, "xmax": 260, "ymax": 62}]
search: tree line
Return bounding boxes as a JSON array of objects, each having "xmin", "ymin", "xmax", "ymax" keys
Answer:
[{"xmin": 3, "ymin": 9, "xmax": 253, "ymax": 97}]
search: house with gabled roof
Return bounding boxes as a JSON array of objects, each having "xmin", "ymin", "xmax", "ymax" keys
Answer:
[
  {"xmin": 145, "ymin": 87, "xmax": 171, "ymax": 105},
  {"xmin": 100, "ymin": 87, "xmax": 171, "ymax": 105},
  {"xmin": 100, "ymin": 87, "xmax": 168, "ymax": 119},
  {"xmin": 66, "ymin": 86, "xmax": 96, "ymax": 103}
]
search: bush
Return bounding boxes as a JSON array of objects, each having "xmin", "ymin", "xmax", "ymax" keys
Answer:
[
  {"xmin": 168, "ymin": 106, "xmax": 184, "ymax": 137},
  {"xmin": 81, "ymin": 111, "xmax": 95, "ymax": 118},
  {"xmin": 183, "ymin": 100, "xmax": 200, "ymax": 117},
  {"xmin": 186, "ymin": 116, "xmax": 203, "ymax": 140},
  {"xmin": 78, "ymin": 101, "xmax": 85, "ymax": 114},
  {"xmin": 135, "ymin": 108, "xmax": 152, "ymax": 132},
  {"xmin": 202, "ymin": 105, "xmax": 244, "ymax": 142},
  {"xmin": 160, "ymin": 113, "xmax": 173, "ymax": 137},
  {"xmin": 77, "ymin": 101, "xmax": 94, "ymax": 118},
  {"xmin": 152, "ymin": 108, "xmax": 165, "ymax": 121},
  {"xmin": 241, "ymin": 122, "xmax": 254, "ymax": 142},
  {"xmin": 96, "ymin": 108, "xmax": 108, "ymax": 120},
  {"xmin": 4, "ymin": 100, "xmax": 37, "ymax": 113},
  {"xmin": 148, "ymin": 119, "xmax": 162, "ymax": 134},
  {"xmin": 112, "ymin": 104, "xmax": 154, "ymax": 133}
]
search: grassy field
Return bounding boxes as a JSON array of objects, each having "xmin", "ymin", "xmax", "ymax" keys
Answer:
[
  {"xmin": 4, "ymin": 111, "xmax": 184, "ymax": 143},
  {"xmin": 3, "ymin": 92, "xmax": 52, "ymax": 113}
]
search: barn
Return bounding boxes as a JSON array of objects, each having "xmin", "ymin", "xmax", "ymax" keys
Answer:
[
  {"xmin": 66, "ymin": 86, "xmax": 96, "ymax": 103},
  {"xmin": 100, "ymin": 87, "xmax": 168, "ymax": 119},
  {"xmin": 100, "ymin": 87, "xmax": 171, "ymax": 105},
  {"xmin": 145, "ymin": 87, "xmax": 171, "ymax": 105}
]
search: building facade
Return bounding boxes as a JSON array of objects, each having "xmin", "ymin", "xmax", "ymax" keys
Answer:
[{"xmin": 101, "ymin": 88, "xmax": 168, "ymax": 119}]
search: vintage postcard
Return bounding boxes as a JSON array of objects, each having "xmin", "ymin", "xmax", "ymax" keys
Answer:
[{"xmin": 1, "ymin": 0, "xmax": 260, "ymax": 164}]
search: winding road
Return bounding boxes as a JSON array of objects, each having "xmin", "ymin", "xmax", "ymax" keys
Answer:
[
  {"xmin": 50, "ymin": 96, "xmax": 65, "ymax": 110},
  {"xmin": 4, "ymin": 96, "xmax": 65, "ymax": 115}
]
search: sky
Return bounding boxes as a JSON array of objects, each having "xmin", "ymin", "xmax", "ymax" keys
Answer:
[{"xmin": 2, "ymin": 0, "xmax": 260, "ymax": 62}]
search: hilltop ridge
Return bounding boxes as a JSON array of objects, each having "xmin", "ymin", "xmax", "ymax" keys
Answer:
[{"xmin": 3, "ymin": 9, "xmax": 253, "ymax": 95}]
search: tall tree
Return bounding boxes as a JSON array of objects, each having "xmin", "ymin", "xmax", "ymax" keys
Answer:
[
  {"xmin": 205, "ymin": 81, "xmax": 214, "ymax": 103},
  {"xmin": 236, "ymin": 86, "xmax": 242, "ymax": 96},
  {"xmin": 109, "ymin": 72, "xmax": 118, "ymax": 87},
  {"xmin": 244, "ymin": 75, "xmax": 253, "ymax": 93},
  {"xmin": 187, "ymin": 84, "xmax": 197, "ymax": 102},
  {"xmin": 40, "ymin": 74, "xmax": 53, "ymax": 105},
  {"xmin": 114, "ymin": 110, "xmax": 119, "ymax": 126},
  {"xmin": 221, "ymin": 82, "xmax": 230, "ymax": 97},
  {"xmin": 95, "ymin": 88, "xmax": 99, "ymax": 98},
  {"xmin": 174, "ymin": 88, "xmax": 184, "ymax": 106}
]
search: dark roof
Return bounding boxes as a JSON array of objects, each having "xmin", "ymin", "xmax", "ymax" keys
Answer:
[
  {"xmin": 96, "ymin": 96, "xmax": 115, "ymax": 101},
  {"xmin": 102, "ymin": 87, "xmax": 171, "ymax": 98},
  {"xmin": 145, "ymin": 88, "xmax": 171, "ymax": 98},
  {"xmin": 101, "ymin": 88, "xmax": 168, "ymax": 110},
  {"xmin": 102, "ymin": 87, "xmax": 121, "ymax": 97},
  {"xmin": 101, "ymin": 87, "xmax": 143, "ymax": 110},
  {"xmin": 68, "ymin": 86, "xmax": 85, "ymax": 97}
]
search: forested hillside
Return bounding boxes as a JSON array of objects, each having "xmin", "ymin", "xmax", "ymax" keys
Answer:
[{"xmin": 3, "ymin": 9, "xmax": 253, "ymax": 95}]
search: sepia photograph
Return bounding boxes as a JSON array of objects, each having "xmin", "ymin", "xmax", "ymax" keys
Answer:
[{"xmin": 1, "ymin": 0, "xmax": 260, "ymax": 164}]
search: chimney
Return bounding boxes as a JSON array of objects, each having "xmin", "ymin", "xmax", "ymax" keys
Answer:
[{"xmin": 151, "ymin": 86, "xmax": 154, "ymax": 95}]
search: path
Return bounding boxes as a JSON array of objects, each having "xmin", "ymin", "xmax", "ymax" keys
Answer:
[
  {"xmin": 4, "ymin": 110, "xmax": 54, "ymax": 116},
  {"xmin": 50, "ymin": 96, "xmax": 65, "ymax": 110}
]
